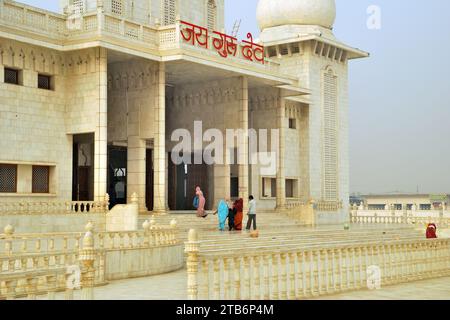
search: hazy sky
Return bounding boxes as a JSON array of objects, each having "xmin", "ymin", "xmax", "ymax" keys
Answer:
[{"xmin": 18, "ymin": 0, "xmax": 450, "ymax": 195}]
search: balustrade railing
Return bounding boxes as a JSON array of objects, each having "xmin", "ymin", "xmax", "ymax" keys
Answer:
[
  {"xmin": 314, "ymin": 200, "xmax": 344, "ymax": 212},
  {"xmin": 0, "ymin": 220, "xmax": 179, "ymax": 299},
  {"xmin": 185, "ymin": 229, "xmax": 450, "ymax": 300},
  {"xmin": 0, "ymin": 219, "xmax": 178, "ymax": 255},
  {"xmin": 0, "ymin": 199, "xmax": 109, "ymax": 215},
  {"xmin": 350, "ymin": 209, "xmax": 450, "ymax": 227}
]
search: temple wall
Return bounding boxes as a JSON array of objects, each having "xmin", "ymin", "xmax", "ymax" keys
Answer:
[{"xmin": 0, "ymin": 38, "xmax": 106, "ymax": 203}]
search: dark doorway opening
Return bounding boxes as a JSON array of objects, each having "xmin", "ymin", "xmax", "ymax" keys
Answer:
[
  {"xmin": 168, "ymin": 153, "xmax": 209, "ymax": 211},
  {"xmin": 72, "ymin": 133, "xmax": 95, "ymax": 201},
  {"xmin": 146, "ymin": 149, "xmax": 154, "ymax": 211},
  {"xmin": 107, "ymin": 146, "xmax": 127, "ymax": 209}
]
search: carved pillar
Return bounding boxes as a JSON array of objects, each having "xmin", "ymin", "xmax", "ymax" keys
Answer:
[
  {"xmin": 185, "ymin": 229, "xmax": 200, "ymax": 300},
  {"xmin": 238, "ymin": 76, "xmax": 249, "ymax": 209},
  {"xmin": 153, "ymin": 62, "xmax": 167, "ymax": 213},
  {"xmin": 276, "ymin": 95, "xmax": 286, "ymax": 210},
  {"xmin": 79, "ymin": 222, "xmax": 96, "ymax": 300},
  {"xmin": 94, "ymin": 47, "xmax": 108, "ymax": 201}
]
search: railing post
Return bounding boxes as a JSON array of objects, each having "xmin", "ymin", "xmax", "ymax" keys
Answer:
[
  {"xmin": 143, "ymin": 220, "xmax": 150, "ymax": 246},
  {"xmin": 185, "ymin": 229, "xmax": 200, "ymax": 300},
  {"xmin": 79, "ymin": 222, "xmax": 96, "ymax": 300}
]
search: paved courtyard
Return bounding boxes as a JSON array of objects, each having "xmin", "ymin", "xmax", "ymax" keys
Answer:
[{"xmin": 65, "ymin": 271, "xmax": 450, "ymax": 300}]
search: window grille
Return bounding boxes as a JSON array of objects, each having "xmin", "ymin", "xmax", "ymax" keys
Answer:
[
  {"xmin": 38, "ymin": 74, "xmax": 51, "ymax": 90},
  {"xmin": 32, "ymin": 166, "xmax": 50, "ymax": 194},
  {"xmin": 323, "ymin": 69, "xmax": 338, "ymax": 201},
  {"xmin": 111, "ymin": 0, "xmax": 124, "ymax": 15},
  {"xmin": 72, "ymin": 0, "xmax": 84, "ymax": 14},
  {"xmin": 162, "ymin": 0, "xmax": 176, "ymax": 26},
  {"xmin": 0, "ymin": 164, "xmax": 17, "ymax": 193},
  {"xmin": 207, "ymin": 0, "xmax": 217, "ymax": 30},
  {"xmin": 4, "ymin": 68, "xmax": 19, "ymax": 85}
]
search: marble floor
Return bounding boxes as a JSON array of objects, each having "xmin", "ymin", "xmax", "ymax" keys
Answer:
[{"xmin": 30, "ymin": 270, "xmax": 450, "ymax": 300}]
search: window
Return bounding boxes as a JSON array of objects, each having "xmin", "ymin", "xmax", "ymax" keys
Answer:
[
  {"xmin": 38, "ymin": 74, "xmax": 52, "ymax": 90},
  {"xmin": 420, "ymin": 204, "xmax": 431, "ymax": 210},
  {"xmin": 111, "ymin": 0, "xmax": 123, "ymax": 15},
  {"xmin": 230, "ymin": 177, "xmax": 239, "ymax": 198},
  {"xmin": 286, "ymin": 179, "xmax": 297, "ymax": 198},
  {"xmin": 32, "ymin": 166, "xmax": 50, "ymax": 194},
  {"xmin": 0, "ymin": 164, "xmax": 17, "ymax": 193},
  {"xmin": 207, "ymin": 0, "xmax": 217, "ymax": 30},
  {"xmin": 4, "ymin": 68, "xmax": 21, "ymax": 85},
  {"xmin": 289, "ymin": 118, "xmax": 296, "ymax": 129},
  {"xmin": 163, "ymin": 0, "xmax": 176, "ymax": 26},
  {"xmin": 262, "ymin": 178, "xmax": 276, "ymax": 198}
]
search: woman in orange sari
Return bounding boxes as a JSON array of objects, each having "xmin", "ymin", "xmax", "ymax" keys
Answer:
[{"xmin": 234, "ymin": 198, "xmax": 244, "ymax": 231}]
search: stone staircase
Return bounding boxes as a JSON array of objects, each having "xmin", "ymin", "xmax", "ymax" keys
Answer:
[{"xmin": 140, "ymin": 210, "xmax": 422, "ymax": 243}]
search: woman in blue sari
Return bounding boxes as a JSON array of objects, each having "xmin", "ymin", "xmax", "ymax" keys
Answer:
[{"xmin": 215, "ymin": 199, "xmax": 229, "ymax": 231}]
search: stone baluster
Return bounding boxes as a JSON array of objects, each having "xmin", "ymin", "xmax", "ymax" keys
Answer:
[
  {"xmin": 417, "ymin": 242, "xmax": 425, "ymax": 280},
  {"xmin": 280, "ymin": 253, "xmax": 288, "ymax": 299},
  {"xmin": 200, "ymin": 259, "xmax": 210, "ymax": 300},
  {"xmin": 382, "ymin": 244, "xmax": 389, "ymax": 283},
  {"xmin": 288, "ymin": 252, "xmax": 296, "ymax": 299},
  {"xmin": 270, "ymin": 253, "xmax": 280, "ymax": 300},
  {"xmin": 311, "ymin": 250, "xmax": 319, "ymax": 296},
  {"xmin": 299, "ymin": 251, "xmax": 307, "ymax": 297},
  {"xmin": 79, "ymin": 222, "xmax": 96, "ymax": 300},
  {"xmin": 337, "ymin": 248, "xmax": 344, "ymax": 291},
  {"xmin": 4, "ymin": 224, "xmax": 14, "ymax": 256},
  {"xmin": 4, "ymin": 280, "xmax": 18, "ymax": 300},
  {"xmin": 170, "ymin": 219, "xmax": 177, "ymax": 244},
  {"xmin": 356, "ymin": 246, "xmax": 364, "ymax": 289},
  {"xmin": 248, "ymin": 256, "xmax": 255, "ymax": 300},
  {"xmin": 241, "ymin": 256, "xmax": 250, "ymax": 300},
  {"xmin": 322, "ymin": 249, "xmax": 330, "ymax": 294},
  {"xmin": 21, "ymin": 257, "xmax": 27, "ymax": 271},
  {"xmin": 46, "ymin": 274, "xmax": 57, "ymax": 300},
  {"xmin": 185, "ymin": 229, "xmax": 200, "ymax": 300},
  {"xmin": 26, "ymin": 277, "xmax": 38, "ymax": 300},
  {"xmin": 223, "ymin": 258, "xmax": 232, "ymax": 300},
  {"xmin": 330, "ymin": 249, "xmax": 337, "ymax": 294},
  {"xmin": 254, "ymin": 256, "xmax": 262, "ymax": 300},
  {"xmin": 213, "ymin": 258, "xmax": 221, "ymax": 300},
  {"xmin": 232, "ymin": 257, "xmax": 242, "ymax": 300},
  {"xmin": 349, "ymin": 247, "xmax": 357, "ymax": 290},
  {"xmin": 143, "ymin": 220, "xmax": 150, "ymax": 247},
  {"xmin": 263, "ymin": 254, "xmax": 271, "ymax": 300},
  {"xmin": 21, "ymin": 238, "xmax": 27, "ymax": 253},
  {"xmin": 64, "ymin": 270, "xmax": 75, "ymax": 301}
]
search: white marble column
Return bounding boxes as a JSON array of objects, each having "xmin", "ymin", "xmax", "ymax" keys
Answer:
[
  {"xmin": 214, "ymin": 163, "xmax": 231, "ymax": 207},
  {"xmin": 276, "ymin": 95, "xmax": 286, "ymax": 210},
  {"xmin": 94, "ymin": 47, "xmax": 108, "ymax": 201},
  {"xmin": 238, "ymin": 77, "xmax": 249, "ymax": 209},
  {"xmin": 153, "ymin": 62, "xmax": 167, "ymax": 213},
  {"xmin": 127, "ymin": 136, "xmax": 146, "ymax": 210}
]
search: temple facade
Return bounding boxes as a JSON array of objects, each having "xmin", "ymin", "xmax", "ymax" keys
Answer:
[{"xmin": 0, "ymin": 0, "xmax": 367, "ymax": 224}]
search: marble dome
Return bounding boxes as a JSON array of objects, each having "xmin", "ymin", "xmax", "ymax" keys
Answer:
[{"xmin": 256, "ymin": 0, "xmax": 336, "ymax": 30}]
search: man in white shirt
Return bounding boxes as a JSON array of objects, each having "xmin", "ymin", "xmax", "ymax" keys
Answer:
[{"xmin": 246, "ymin": 195, "xmax": 257, "ymax": 231}]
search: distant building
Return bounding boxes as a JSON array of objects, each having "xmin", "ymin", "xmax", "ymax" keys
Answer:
[{"xmin": 359, "ymin": 194, "xmax": 450, "ymax": 211}]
